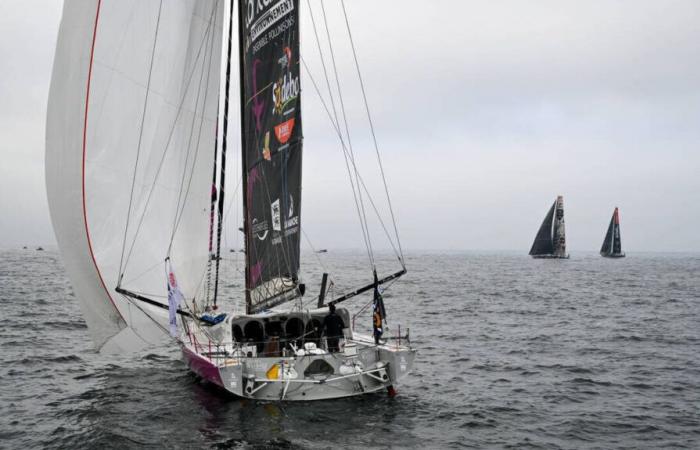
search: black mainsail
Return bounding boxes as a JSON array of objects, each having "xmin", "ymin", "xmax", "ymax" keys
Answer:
[
  {"xmin": 239, "ymin": 0, "xmax": 303, "ymax": 313},
  {"xmin": 529, "ymin": 195, "xmax": 568, "ymax": 258},
  {"xmin": 600, "ymin": 207, "xmax": 625, "ymax": 257},
  {"xmin": 529, "ymin": 201, "xmax": 555, "ymax": 256}
]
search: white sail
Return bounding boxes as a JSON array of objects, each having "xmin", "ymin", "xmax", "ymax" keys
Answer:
[{"xmin": 46, "ymin": 0, "xmax": 225, "ymax": 352}]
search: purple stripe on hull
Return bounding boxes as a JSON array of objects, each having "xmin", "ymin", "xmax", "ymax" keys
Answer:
[{"xmin": 182, "ymin": 346, "xmax": 224, "ymax": 387}]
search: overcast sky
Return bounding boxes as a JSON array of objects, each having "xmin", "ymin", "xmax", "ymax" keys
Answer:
[{"xmin": 1, "ymin": 0, "xmax": 699, "ymax": 252}]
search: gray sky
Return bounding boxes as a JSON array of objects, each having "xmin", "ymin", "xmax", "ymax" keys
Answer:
[{"xmin": 1, "ymin": 0, "xmax": 699, "ymax": 252}]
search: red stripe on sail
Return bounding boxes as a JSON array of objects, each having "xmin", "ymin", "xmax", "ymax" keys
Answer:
[{"xmin": 82, "ymin": 0, "xmax": 125, "ymax": 322}]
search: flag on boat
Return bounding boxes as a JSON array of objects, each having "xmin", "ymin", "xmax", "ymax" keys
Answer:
[
  {"xmin": 166, "ymin": 260, "xmax": 184, "ymax": 337},
  {"xmin": 372, "ymin": 273, "xmax": 386, "ymax": 344}
]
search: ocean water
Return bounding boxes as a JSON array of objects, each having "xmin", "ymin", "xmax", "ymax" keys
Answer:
[{"xmin": 1, "ymin": 248, "xmax": 699, "ymax": 449}]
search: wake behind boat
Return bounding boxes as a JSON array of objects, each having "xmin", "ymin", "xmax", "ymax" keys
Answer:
[
  {"xmin": 529, "ymin": 195, "xmax": 569, "ymax": 259},
  {"xmin": 46, "ymin": 0, "xmax": 414, "ymax": 401}
]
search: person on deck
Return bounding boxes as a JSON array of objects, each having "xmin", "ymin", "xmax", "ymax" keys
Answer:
[{"xmin": 323, "ymin": 304, "xmax": 345, "ymax": 352}]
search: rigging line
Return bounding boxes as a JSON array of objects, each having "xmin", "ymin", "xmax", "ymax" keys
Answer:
[
  {"xmin": 306, "ymin": 1, "xmax": 373, "ymax": 269},
  {"xmin": 118, "ymin": 294, "xmax": 173, "ymax": 344},
  {"xmin": 118, "ymin": 0, "xmax": 164, "ymax": 281},
  {"xmin": 237, "ymin": 0, "xmax": 251, "ymax": 313},
  {"xmin": 222, "ymin": 175, "xmax": 242, "ymax": 222},
  {"xmin": 169, "ymin": 8, "xmax": 219, "ymax": 254},
  {"xmin": 170, "ymin": 58, "xmax": 206, "ymax": 243},
  {"xmin": 168, "ymin": 7, "xmax": 218, "ymax": 255},
  {"xmin": 306, "ymin": 0, "xmax": 374, "ymax": 269},
  {"xmin": 213, "ymin": 0, "xmax": 235, "ymax": 307},
  {"xmin": 340, "ymin": 0, "xmax": 405, "ymax": 265},
  {"xmin": 301, "ymin": 58, "xmax": 401, "ymax": 259},
  {"xmin": 121, "ymin": 4, "xmax": 219, "ymax": 273},
  {"xmin": 301, "ymin": 226, "xmax": 333, "ymax": 284},
  {"xmin": 120, "ymin": 258, "xmax": 164, "ymax": 287},
  {"xmin": 319, "ymin": 0, "xmax": 375, "ymax": 270}
]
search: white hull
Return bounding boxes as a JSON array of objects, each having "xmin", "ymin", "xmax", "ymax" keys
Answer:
[{"xmin": 182, "ymin": 333, "xmax": 415, "ymax": 401}]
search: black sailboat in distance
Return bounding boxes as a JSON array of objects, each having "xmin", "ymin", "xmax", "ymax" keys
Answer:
[
  {"xmin": 529, "ymin": 195, "xmax": 569, "ymax": 259},
  {"xmin": 600, "ymin": 207, "xmax": 625, "ymax": 258}
]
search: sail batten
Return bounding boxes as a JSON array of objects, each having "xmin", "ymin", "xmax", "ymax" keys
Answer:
[{"xmin": 239, "ymin": 0, "xmax": 303, "ymax": 313}]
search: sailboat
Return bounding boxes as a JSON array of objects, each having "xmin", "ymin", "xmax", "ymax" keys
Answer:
[
  {"xmin": 600, "ymin": 207, "xmax": 625, "ymax": 258},
  {"xmin": 529, "ymin": 195, "xmax": 569, "ymax": 259},
  {"xmin": 46, "ymin": 0, "xmax": 414, "ymax": 401}
]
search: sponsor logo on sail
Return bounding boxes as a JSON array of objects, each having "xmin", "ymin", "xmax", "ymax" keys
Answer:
[
  {"xmin": 278, "ymin": 46, "xmax": 292, "ymax": 69},
  {"xmin": 285, "ymin": 194, "xmax": 298, "ymax": 229},
  {"xmin": 271, "ymin": 199, "xmax": 281, "ymax": 231},
  {"xmin": 262, "ymin": 131, "xmax": 271, "ymax": 160},
  {"xmin": 252, "ymin": 218, "xmax": 269, "ymax": 241},
  {"xmin": 248, "ymin": 0, "xmax": 294, "ymax": 42},
  {"xmin": 274, "ymin": 118, "xmax": 295, "ymax": 144},
  {"xmin": 270, "ymin": 196, "xmax": 298, "ymax": 244},
  {"xmin": 272, "ymin": 72, "xmax": 299, "ymax": 115}
]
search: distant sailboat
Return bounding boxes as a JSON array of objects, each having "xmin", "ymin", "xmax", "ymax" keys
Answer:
[
  {"xmin": 529, "ymin": 195, "xmax": 569, "ymax": 259},
  {"xmin": 600, "ymin": 207, "xmax": 625, "ymax": 258}
]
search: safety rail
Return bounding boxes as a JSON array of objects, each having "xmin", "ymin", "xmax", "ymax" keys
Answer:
[{"xmin": 186, "ymin": 332, "xmax": 411, "ymax": 367}]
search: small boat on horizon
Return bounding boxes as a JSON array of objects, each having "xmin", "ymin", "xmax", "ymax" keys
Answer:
[
  {"xmin": 600, "ymin": 207, "xmax": 625, "ymax": 258},
  {"xmin": 529, "ymin": 195, "xmax": 569, "ymax": 259}
]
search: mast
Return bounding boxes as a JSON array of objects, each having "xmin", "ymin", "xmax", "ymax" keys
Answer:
[
  {"xmin": 552, "ymin": 195, "xmax": 566, "ymax": 257},
  {"xmin": 213, "ymin": 0, "xmax": 235, "ymax": 308},
  {"xmin": 205, "ymin": 125, "xmax": 218, "ymax": 304},
  {"xmin": 237, "ymin": 0, "xmax": 251, "ymax": 312}
]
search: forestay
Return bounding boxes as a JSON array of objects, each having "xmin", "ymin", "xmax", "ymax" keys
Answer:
[{"xmin": 46, "ymin": 0, "xmax": 225, "ymax": 352}]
